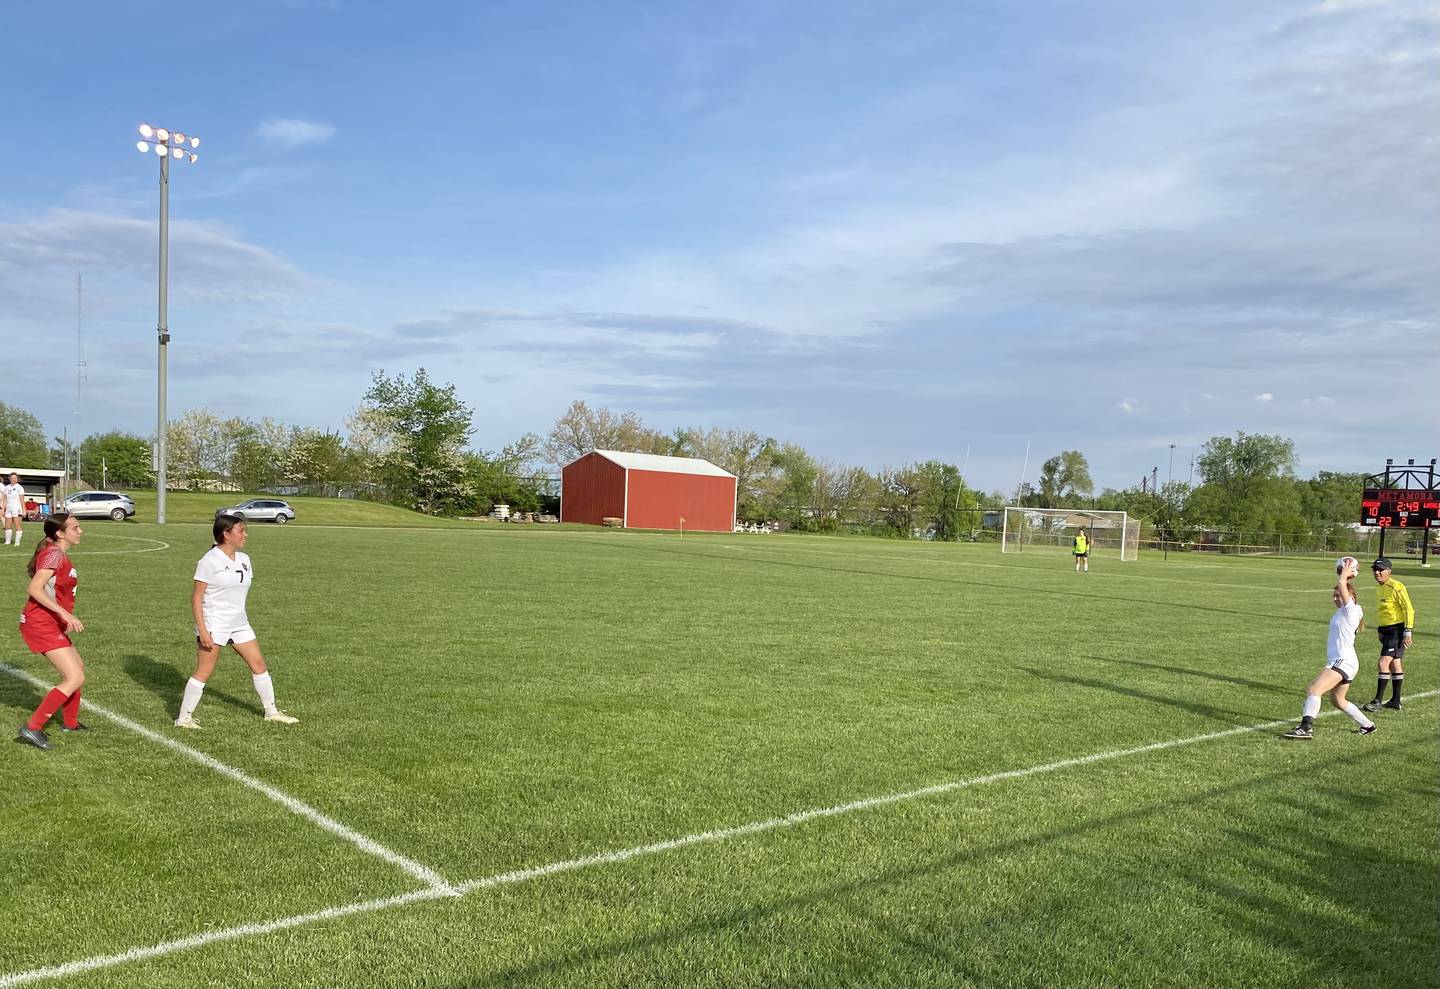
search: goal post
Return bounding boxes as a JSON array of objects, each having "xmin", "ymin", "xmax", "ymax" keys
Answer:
[{"xmin": 1001, "ymin": 507, "xmax": 1140, "ymax": 561}]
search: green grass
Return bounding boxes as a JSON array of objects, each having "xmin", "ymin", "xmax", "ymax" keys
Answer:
[{"xmin": 1, "ymin": 527, "xmax": 1435, "ymax": 987}]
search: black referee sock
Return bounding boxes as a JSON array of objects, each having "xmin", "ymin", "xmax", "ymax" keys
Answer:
[
  {"xmin": 1390, "ymin": 673, "xmax": 1403, "ymax": 704},
  {"xmin": 1374, "ymin": 673, "xmax": 1390, "ymax": 703}
]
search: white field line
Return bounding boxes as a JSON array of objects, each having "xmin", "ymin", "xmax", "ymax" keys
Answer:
[
  {"xmin": 0, "ymin": 888, "xmax": 454, "ymax": 989},
  {"xmin": 0, "ymin": 662, "xmax": 453, "ymax": 895},
  {"xmin": 0, "ymin": 536, "xmax": 171, "ymax": 558},
  {"xmin": 4, "ymin": 690, "xmax": 1435, "ymax": 989}
]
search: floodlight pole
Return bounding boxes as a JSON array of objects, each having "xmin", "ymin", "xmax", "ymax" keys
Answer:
[{"xmin": 156, "ymin": 150, "xmax": 170, "ymax": 524}]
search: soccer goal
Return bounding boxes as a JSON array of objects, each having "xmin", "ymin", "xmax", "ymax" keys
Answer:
[{"xmin": 1001, "ymin": 507, "xmax": 1140, "ymax": 561}]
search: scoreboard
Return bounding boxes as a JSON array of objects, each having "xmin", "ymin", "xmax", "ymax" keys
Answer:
[{"xmin": 1360, "ymin": 488, "xmax": 1440, "ymax": 528}]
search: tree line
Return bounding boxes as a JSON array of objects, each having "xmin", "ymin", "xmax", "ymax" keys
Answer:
[{"xmin": 0, "ymin": 389, "xmax": 1375, "ymax": 541}]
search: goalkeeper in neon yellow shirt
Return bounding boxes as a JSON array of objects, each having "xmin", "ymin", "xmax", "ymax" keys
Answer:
[
  {"xmin": 1073, "ymin": 529, "xmax": 1089, "ymax": 573},
  {"xmin": 1362, "ymin": 557, "xmax": 1416, "ymax": 712}
]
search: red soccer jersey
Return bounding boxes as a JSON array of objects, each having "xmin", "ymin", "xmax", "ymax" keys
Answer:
[{"xmin": 24, "ymin": 546, "xmax": 77, "ymax": 623}]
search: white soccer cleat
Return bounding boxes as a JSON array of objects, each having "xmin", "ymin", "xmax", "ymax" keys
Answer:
[
  {"xmin": 174, "ymin": 715, "xmax": 202, "ymax": 730},
  {"xmin": 263, "ymin": 709, "xmax": 300, "ymax": 725}
]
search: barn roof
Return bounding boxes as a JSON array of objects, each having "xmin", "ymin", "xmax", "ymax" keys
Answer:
[{"xmin": 578, "ymin": 450, "xmax": 736, "ymax": 478}]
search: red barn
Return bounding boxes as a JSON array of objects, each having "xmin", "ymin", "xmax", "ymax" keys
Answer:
[{"xmin": 561, "ymin": 450, "xmax": 737, "ymax": 532}]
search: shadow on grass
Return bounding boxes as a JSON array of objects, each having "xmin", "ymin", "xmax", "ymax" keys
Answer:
[
  {"xmin": 0, "ymin": 669, "xmax": 44, "ymax": 718},
  {"xmin": 122, "ymin": 653, "xmax": 260, "ymax": 717},
  {"xmin": 454, "ymin": 739, "xmax": 1433, "ymax": 989},
  {"xmin": 1091, "ymin": 654, "xmax": 1293, "ymax": 696},
  {"xmin": 1020, "ymin": 664, "xmax": 1273, "ymax": 725}
]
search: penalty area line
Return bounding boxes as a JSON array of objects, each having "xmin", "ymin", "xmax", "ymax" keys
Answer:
[
  {"xmin": 0, "ymin": 662, "xmax": 454, "ymax": 895},
  {"xmin": 3, "ymin": 690, "xmax": 1435, "ymax": 988}
]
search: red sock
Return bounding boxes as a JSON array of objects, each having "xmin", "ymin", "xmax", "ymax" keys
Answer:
[
  {"xmin": 62, "ymin": 688, "xmax": 82, "ymax": 729},
  {"xmin": 27, "ymin": 688, "xmax": 71, "ymax": 731}
]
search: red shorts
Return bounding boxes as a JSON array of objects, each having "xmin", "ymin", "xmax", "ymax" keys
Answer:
[{"xmin": 19, "ymin": 614, "xmax": 71, "ymax": 654}]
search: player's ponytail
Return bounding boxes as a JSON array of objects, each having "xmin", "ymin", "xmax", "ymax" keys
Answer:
[{"xmin": 26, "ymin": 512, "xmax": 72, "ymax": 578}]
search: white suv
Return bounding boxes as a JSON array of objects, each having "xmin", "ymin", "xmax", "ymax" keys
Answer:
[
  {"xmin": 65, "ymin": 491, "xmax": 137, "ymax": 521},
  {"xmin": 217, "ymin": 498, "xmax": 296, "ymax": 524}
]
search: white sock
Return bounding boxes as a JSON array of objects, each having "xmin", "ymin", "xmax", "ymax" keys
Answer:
[
  {"xmin": 252, "ymin": 672, "xmax": 277, "ymax": 712},
  {"xmin": 2, "ymin": 530, "xmax": 9, "ymax": 545},
  {"xmin": 179, "ymin": 677, "xmax": 207, "ymax": 719},
  {"xmin": 1339, "ymin": 702, "xmax": 1374, "ymax": 728},
  {"xmin": 1302, "ymin": 694, "xmax": 1322, "ymax": 719},
  {"xmin": 13, "ymin": 531, "xmax": 20, "ymax": 546}
]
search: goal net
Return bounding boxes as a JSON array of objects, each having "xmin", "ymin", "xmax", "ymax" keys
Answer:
[{"xmin": 1001, "ymin": 507, "xmax": 1140, "ymax": 561}]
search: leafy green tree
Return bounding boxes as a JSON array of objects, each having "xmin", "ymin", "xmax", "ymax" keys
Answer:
[
  {"xmin": 361, "ymin": 369, "xmax": 474, "ymax": 515},
  {"xmin": 79, "ymin": 431, "xmax": 153, "ymax": 488},
  {"xmin": 286, "ymin": 428, "xmax": 348, "ymax": 496},
  {"xmin": 1191, "ymin": 431, "xmax": 1301, "ymax": 540},
  {"xmin": 877, "ymin": 464, "xmax": 932, "ymax": 538},
  {"xmin": 0, "ymin": 402, "xmax": 48, "ymax": 468},
  {"xmin": 813, "ymin": 461, "xmax": 877, "ymax": 532},
  {"xmin": 1037, "ymin": 450, "xmax": 1094, "ymax": 507},
  {"xmin": 767, "ymin": 442, "xmax": 819, "ymax": 528},
  {"xmin": 914, "ymin": 461, "xmax": 978, "ymax": 540},
  {"xmin": 468, "ymin": 433, "xmax": 545, "ymax": 515}
]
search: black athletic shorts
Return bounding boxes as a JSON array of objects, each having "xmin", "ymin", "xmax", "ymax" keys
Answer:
[{"xmin": 1378, "ymin": 623, "xmax": 1408, "ymax": 659}]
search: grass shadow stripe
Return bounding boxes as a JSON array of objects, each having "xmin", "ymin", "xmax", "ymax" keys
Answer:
[
  {"xmin": 0, "ymin": 661, "xmax": 454, "ymax": 895},
  {"xmin": 6, "ymin": 690, "xmax": 1432, "ymax": 988}
]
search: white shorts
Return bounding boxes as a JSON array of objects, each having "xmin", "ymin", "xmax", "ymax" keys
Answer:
[
  {"xmin": 3, "ymin": 510, "xmax": 21, "ymax": 520},
  {"xmin": 1325, "ymin": 655, "xmax": 1358, "ymax": 684},
  {"xmin": 198, "ymin": 624, "xmax": 257, "ymax": 646}
]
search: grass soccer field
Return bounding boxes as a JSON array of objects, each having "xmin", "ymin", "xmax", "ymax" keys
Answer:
[{"xmin": 1, "ymin": 523, "xmax": 1436, "ymax": 988}]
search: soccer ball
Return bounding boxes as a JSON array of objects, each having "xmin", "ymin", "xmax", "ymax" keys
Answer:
[{"xmin": 1335, "ymin": 556, "xmax": 1360, "ymax": 578}]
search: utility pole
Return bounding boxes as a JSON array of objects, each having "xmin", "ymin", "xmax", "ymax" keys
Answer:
[
  {"xmin": 75, "ymin": 273, "xmax": 86, "ymax": 486},
  {"xmin": 1164, "ymin": 444, "xmax": 1176, "ymax": 561}
]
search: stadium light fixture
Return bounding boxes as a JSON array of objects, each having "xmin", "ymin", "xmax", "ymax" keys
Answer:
[{"xmin": 132, "ymin": 122, "xmax": 201, "ymax": 525}]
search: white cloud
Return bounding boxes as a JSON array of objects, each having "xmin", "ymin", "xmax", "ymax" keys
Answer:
[
  {"xmin": 1254, "ymin": 393, "xmax": 1275, "ymax": 402},
  {"xmin": 0, "ymin": 208, "xmax": 312, "ymax": 307},
  {"xmin": 1117, "ymin": 398, "xmax": 1138, "ymax": 414},
  {"xmin": 1200, "ymin": 392, "xmax": 1216, "ymax": 400},
  {"xmin": 254, "ymin": 117, "xmax": 336, "ymax": 148}
]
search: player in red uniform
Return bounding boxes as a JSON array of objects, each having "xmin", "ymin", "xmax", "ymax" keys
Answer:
[{"xmin": 16, "ymin": 512, "xmax": 88, "ymax": 750}]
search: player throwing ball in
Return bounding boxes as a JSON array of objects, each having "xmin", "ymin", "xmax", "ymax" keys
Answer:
[
  {"xmin": 174, "ymin": 514, "xmax": 298, "ymax": 729},
  {"xmin": 16, "ymin": 513, "xmax": 88, "ymax": 750},
  {"xmin": 1283, "ymin": 557, "xmax": 1377, "ymax": 740}
]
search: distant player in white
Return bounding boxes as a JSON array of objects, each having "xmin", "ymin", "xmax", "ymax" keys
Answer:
[
  {"xmin": 1283, "ymin": 557, "xmax": 1377, "ymax": 740},
  {"xmin": 174, "ymin": 514, "xmax": 298, "ymax": 728},
  {"xmin": 2, "ymin": 472, "xmax": 25, "ymax": 547}
]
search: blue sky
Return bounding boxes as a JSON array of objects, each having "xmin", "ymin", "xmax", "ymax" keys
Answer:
[{"xmin": 2, "ymin": 0, "xmax": 1435, "ymax": 489}]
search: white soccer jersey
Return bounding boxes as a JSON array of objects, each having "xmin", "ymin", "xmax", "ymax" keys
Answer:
[
  {"xmin": 1327, "ymin": 600, "xmax": 1362, "ymax": 662},
  {"xmin": 2, "ymin": 483, "xmax": 23, "ymax": 514},
  {"xmin": 194, "ymin": 547, "xmax": 254, "ymax": 633}
]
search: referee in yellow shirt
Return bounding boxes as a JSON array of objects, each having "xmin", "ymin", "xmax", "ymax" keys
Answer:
[{"xmin": 1362, "ymin": 557, "xmax": 1416, "ymax": 712}]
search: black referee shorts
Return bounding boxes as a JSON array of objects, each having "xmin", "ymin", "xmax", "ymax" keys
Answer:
[{"xmin": 1378, "ymin": 623, "xmax": 1408, "ymax": 659}]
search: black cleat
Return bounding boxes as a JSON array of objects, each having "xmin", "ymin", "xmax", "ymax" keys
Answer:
[
  {"xmin": 1282, "ymin": 726, "xmax": 1313, "ymax": 740},
  {"xmin": 1382, "ymin": 701, "xmax": 1403, "ymax": 712},
  {"xmin": 1361, "ymin": 700, "xmax": 1385, "ymax": 713},
  {"xmin": 1354, "ymin": 724, "xmax": 1378, "ymax": 735},
  {"xmin": 15, "ymin": 726, "xmax": 51, "ymax": 750},
  {"xmin": 60, "ymin": 722, "xmax": 91, "ymax": 733}
]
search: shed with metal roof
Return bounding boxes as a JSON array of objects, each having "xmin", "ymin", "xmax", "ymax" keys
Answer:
[{"xmin": 560, "ymin": 450, "xmax": 737, "ymax": 532}]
